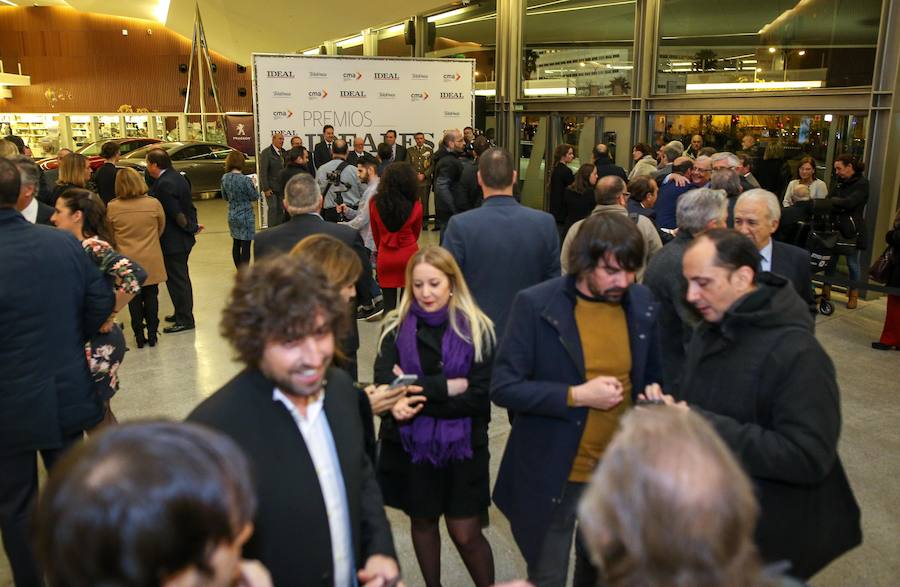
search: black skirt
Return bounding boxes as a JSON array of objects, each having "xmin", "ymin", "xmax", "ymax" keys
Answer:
[{"xmin": 377, "ymin": 437, "xmax": 490, "ymax": 519}]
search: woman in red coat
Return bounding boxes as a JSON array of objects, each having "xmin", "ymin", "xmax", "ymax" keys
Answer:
[{"xmin": 370, "ymin": 161, "xmax": 424, "ymax": 312}]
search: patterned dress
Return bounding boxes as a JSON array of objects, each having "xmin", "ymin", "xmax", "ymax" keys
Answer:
[
  {"xmin": 82, "ymin": 237, "xmax": 145, "ymax": 401},
  {"xmin": 221, "ymin": 172, "xmax": 259, "ymax": 241}
]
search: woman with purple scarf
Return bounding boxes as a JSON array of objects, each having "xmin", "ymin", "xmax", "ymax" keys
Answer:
[{"xmin": 374, "ymin": 245, "xmax": 496, "ymax": 587}]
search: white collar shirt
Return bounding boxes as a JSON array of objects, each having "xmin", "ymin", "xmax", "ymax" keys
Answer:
[
  {"xmin": 21, "ymin": 198, "xmax": 38, "ymax": 224},
  {"xmin": 272, "ymin": 388, "xmax": 356, "ymax": 587},
  {"xmin": 760, "ymin": 239, "xmax": 773, "ymax": 273}
]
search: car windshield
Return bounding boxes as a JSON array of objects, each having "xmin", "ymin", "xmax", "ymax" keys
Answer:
[
  {"xmin": 77, "ymin": 141, "xmax": 103, "ymax": 156},
  {"xmin": 125, "ymin": 143, "xmax": 180, "ymax": 160}
]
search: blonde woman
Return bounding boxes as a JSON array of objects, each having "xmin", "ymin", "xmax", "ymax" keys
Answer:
[
  {"xmin": 51, "ymin": 152, "xmax": 91, "ymax": 206},
  {"xmin": 107, "ymin": 167, "xmax": 167, "ymax": 347},
  {"xmin": 374, "ymin": 245, "xmax": 496, "ymax": 587}
]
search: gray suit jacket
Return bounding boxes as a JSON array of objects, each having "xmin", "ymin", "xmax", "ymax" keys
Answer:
[{"xmin": 258, "ymin": 144, "xmax": 285, "ymax": 194}]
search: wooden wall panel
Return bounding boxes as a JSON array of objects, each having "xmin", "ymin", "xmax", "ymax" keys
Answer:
[{"xmin": 0, "ymin": 6, "xmax": 253, "ymax": 114}]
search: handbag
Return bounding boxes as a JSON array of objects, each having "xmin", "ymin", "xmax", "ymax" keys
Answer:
[{"xmin": 868, "ymin": 246, "xmax": 894, "ymax": 284}]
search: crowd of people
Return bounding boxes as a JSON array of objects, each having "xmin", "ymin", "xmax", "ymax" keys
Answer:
[{"xmin": 1, "ymin": 122, "xmax": 896, "ymax": 587}]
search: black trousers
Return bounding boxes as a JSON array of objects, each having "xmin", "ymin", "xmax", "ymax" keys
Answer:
[
  {"xmin": 0, "ymin": 433, "xmax": 81, "ymax": 587},
  {"xmin": 266, "ymin": 193, "xmax": 285, "ymax": 227},
  {"xmin": 382, "ymin": 287, "xmax": 400, "ymax": 313},
  {"xmin": 232, "ymin": 239, "xmax": 252, "ymax": 268},
  {"xmin": 163, "ymin": 252, "xmax": 194, "ymax": 326},
  {"xmin": 127, "ymin": 283, "xmax": 159, "ymax": 336}
]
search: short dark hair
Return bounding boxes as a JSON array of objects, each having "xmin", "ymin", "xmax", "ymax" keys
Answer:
[
  {"xmin": 463, "ymin": 126, "xmax": 473, "ymax": 133},
  {"xmin": 554, "ymin": 143, "xmax": 574, "ymax": 163},
  {"xmin": 358, "ymin": 158, "xmax": 378, "ymax": 173},
  {"xmin": 323, "ymin": 124, "xmax": 334, "ymax": 133},
  {"xmin": 628, "ymin": 176, "xmax": 656, "ymax": 203},
  {"xmin": 99, "ymin": 141, "xmax": 121, "ymax": 160},
  {"xmin": 735, "ymin": 151, "xmax": 753, "ymax": 169},
  {"xmin": 0, "ymin": 157, "xmax": 21, "ymax": 207},
  {"xmin": 221, "ymin": 255, "xmax": 349, "ymax": 366},
  {"xmin": 568, "ymin": 212, "xmax": 645, "ymax": 275},
  {"xmin": 473, "ymin": 135, "xmax": 490, "ymax": 157},
  {"xmin": 35, "ymin": 421, "xmax": 256, "ymax": 587},
  {"xmin": 287, "ymin": 146, "xmax": 307, "ymax": 163},
  {"xmin": 695, "ymin": 228, "xmax": 761, "ymax": 281},
  {"xmin": 672, "ymin": 158, "xmax": 694, "ymax": 175},
  {"xmin": 332, "ymin": 139, "xmax": 348, "ymax": 155},
  {"xmin": 414, "ymin": 132, "xmax": 425, "ymax": 138},
  {"xmin": 146, "ymin": 148, "xmax": 172, "ymax": 169},
  {"xmin": 632, "ymin": 143, "xmax": 652, "ymax": 158},
  {"xmin": 835, "ymin": 153, "xmax": 865, "ymax": 174},
  {"xmin": 376, "ymin": 142, "xmax": 392, "ymax": 162},
  {"xmin": 385, "ymin": 129, "xmax": 397, "ymax": 138},
  {"xmin": 58, "ymin": 188, "xmax": 117, "ymax": 247},
  {"xmin": 477, "ymin": 147, "xmax": 515, "ymax": 189},
  {"xmin": 698, "ymin": 146, "xmax": 717, "ymax": 157}
]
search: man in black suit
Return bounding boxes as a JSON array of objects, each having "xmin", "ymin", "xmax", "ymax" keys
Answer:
[
  {"xmin": 384, "ymin": 129, "xmax": 406, "ymax": 163},
  {"xmin": 187, "ymin": 256, "xmax": 398, "ymax": 587},
  {"xmin": 313, "ymin": 124, "xmax": 336, "ymax": 174},
  {"xmin": 10, "ymin": 155, "xmax": 54, "ymax": 225},
  {"xmin": 254, "ymin": 173, "xmax": 377, "ymax": 376},
  {"xmin": 0, "ymin": 157, "xmax": 114, "ymax": 586},
  {"xmin": 146, "ymin": 148, "xmax": 200, "ymax": 333},
  {"xmin": 734, "ymin": 189, "xmax": 816, "ymax": 316},
  {"xmin": 346, "ymin": 136, "xmax": 377, "ymax": 167},
  {"xmin": 259, "ymin": 133, "xmax": 286, "ymax": 227},
  {"xmin": 92, "ymin": 141, "xmax": 120, "ymax": 205},
  {"xmin": 593, "ymin": 143, "xmax": 627, "ymax": 181}
]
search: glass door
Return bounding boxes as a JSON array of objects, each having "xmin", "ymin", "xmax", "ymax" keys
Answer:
[{"xmin": 518, "ymin": 114, "xmax": 549, "ymax": 210}]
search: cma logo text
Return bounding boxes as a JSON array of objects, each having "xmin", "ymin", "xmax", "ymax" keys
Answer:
[
  {"xmin": 443, "ymin": 73, "xmax": 461, "ymax": 82},
  {"xmin": 410, "ymin": 91, "xmax": 430, "ymax": 101},
  {"xmin": 340, "ymin": 90, "xmax": 366, "ymax": 98},
  {"xmin": 266, "ymin": 70, "xmax": 294, "ymax": 78},
  {"xmin": 307, "ymin": 89, "xmax": 328, "ymax": 99},
  {"xmin": 272, "ymin": 110, "xmax": 293, "ymax": 119},
  {"xmin": 440, "ymin": 92, "xmax": 464, "ymax": 99},
  {"xmin": 374, "ymin": 73, "xmax": 399, "ymax": 80},
  {"xmin": 343, "ymin": 72, "xmax": 362, "ymax": 81}
]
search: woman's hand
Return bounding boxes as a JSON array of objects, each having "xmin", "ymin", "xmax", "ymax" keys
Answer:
[
  {"xmin": 447, "ymin": 378, "xmax": 469, "ymax": 397},
  {"xmin": 637, "ymin": 383, "xmax": 688, "ymax": 410},
  {"xmin": 391, "ymin": 395, "xmax": 427, "ymax": 421},
  {"xmin": 366, "ymin": 384, "xmax": 422, "ymax": 415},
  {"xmin": 98, "ymin": 318, "xmax": 116, "ymax": 334}
]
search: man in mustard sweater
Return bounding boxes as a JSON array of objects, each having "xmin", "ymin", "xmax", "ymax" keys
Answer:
[{"xmin": 492, "ymin": 213, "xmax": 663, "ymax": 587}]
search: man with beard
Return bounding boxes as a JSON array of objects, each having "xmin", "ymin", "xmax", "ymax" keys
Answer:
[
  {"xmin": 491, "ymin": 213, "xmax": 662, "ymax": 587},
  {"xmin": 187, "ymin": 256, "xmax": 400, "ymax": 587}
]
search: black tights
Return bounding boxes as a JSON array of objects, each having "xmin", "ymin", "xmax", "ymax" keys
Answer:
[
  {"xmin": 232, "ymin": 239, "xmax": 251, "ymax": 268},
  {"xmin": 382, "ymin": 287, "xmax": 400, "ymax": 313},
  {"xmin": 410, "ymin": 516, "xmax": 494, "ymax": 587}
]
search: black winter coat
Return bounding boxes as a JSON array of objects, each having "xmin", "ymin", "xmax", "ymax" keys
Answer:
[
  {"xmin": 548, "ymin": 163, "xmax": 574, "ymax": 224},
  {"xmin": 829, "ymin": 173, "xmax": 869, "ymax": 250},
  {"xmin": 433, "ymin": 148, "xmax": 464, "ymax": 224},
  {"xmin": 679, "ymin": 273, "xmax": 861, "ymax": 579},
  {"xmin": 883, "ymin": 224, "xmax": 900, "ymax": 288}
]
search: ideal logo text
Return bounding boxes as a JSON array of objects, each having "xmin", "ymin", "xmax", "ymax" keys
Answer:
[{"xmin": 267, "ymin": 70, "xmax": 294, "ymax": 78}]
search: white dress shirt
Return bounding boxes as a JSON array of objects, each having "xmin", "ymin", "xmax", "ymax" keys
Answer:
[
  {"xmin": 21, "ymin": 198, "xmax": 38, "ymax": 224},
  {"xmin": 760, "ymin": 239, "xmax": 773, "ymax": 273},
  {"xmin": 273, "ymin": 389, "xmax": 355, "ymax": 587}
]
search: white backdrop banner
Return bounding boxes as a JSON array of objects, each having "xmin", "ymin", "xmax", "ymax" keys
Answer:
[{"xmin": 252, "ymin": 54, "xmax": 475, "ymax": 159}]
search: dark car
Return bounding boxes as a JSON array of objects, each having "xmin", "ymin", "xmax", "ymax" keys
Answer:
[
  {"xmin": 120, "ymin": 141, "xmax": 256, "ymax": 197},
  {"xmin": 39, "ymin": 137, "xmax": 161, "ymax": 172}
]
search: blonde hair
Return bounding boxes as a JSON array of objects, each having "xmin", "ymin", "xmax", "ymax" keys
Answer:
[
  {"xmin": 0, "ymin": 139, "xmax": 18, "ymax": 159},
  {"xmin": 58, "ymin": 152, "xmax": 88, "ymax": 187},
  {"xmin": 379, "ymin": 245, "xmax": 495, "ymax": 362},
  {"xmin": 790, "ymin": 183, "xmax": 811, "ymax": 204},
  {"xmin": 114, "ymin": 167, "xmax": 148, "ymax": 200},
  {"xmin": 290, "ymin": 234, "xmax": 362, "ymax": 289}
]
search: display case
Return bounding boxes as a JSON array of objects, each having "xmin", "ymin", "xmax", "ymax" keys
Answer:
[{"xmin": 0, "ymin": 114, "xmax": 60, "ymax": 157}]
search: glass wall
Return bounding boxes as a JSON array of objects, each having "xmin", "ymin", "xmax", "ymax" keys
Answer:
[
  {"xmin": 522, "ymin": 0, "xmax": 636, "ymax": 98},
  {"xmin": 377, "ymin": 23, "xmax": 411, "ymax": 57},
  {"xmin": 426, "ymin": 2, "xmax": 497, "ymax": 94},
  {"xmin": 656, "ymin": 0, "xmax": 882, "ymax": 94}
]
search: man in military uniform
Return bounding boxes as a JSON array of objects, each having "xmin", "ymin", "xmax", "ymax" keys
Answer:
[{"xmin": 406, "ymin": 132, "xmax": 434, "ymax": 229}]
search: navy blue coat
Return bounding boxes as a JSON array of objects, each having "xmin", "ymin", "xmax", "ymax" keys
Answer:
[
  {"xmin": 151, "ymin": 168, "xmax": 197, "ymax": 255},
  {"xmin": 442, "ymin": 196, "xmax": 560, "ymax": 337},
  {"xmin": 490, "ymin": 275, "xmax": 662, "ymax": 563},
  {"xmin": 0, "ymin": 210, "xmax": 114, "ymax": 455}
]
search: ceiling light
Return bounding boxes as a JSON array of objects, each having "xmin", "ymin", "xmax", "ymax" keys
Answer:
[
  {"xmin": 336, "ymin": 35, "xmax": 364, "ymax": 48},
  {"xmin": 385, "ymin": 24, "xmax": 405, "ymax": 35},
  {"xmin": 798, "ymin": 50, "xmax": 806, "ymax": 56},
  {"xmin": 527, "ymin": 0, "xmax": 635, "ymax": 16},
  {"xmin": 427, "ymin": 8, "xmax": 468, "ymax": 22},
  {"xmin": 524, "ymin": 87, "xmax": 577, "ymax": 96},
  {"xmin": 152, "ymin": 0, "xmax": 170, "ymax": 23},
  {"xmin": 768, "ymin": 47, "xmax": 777, "ymax": 53},
  {"xmin": 122, "ymin": 29, "xmax": 128, "ymax": 36},
  {"xmin": 0, "ymin": 0, "xmax": 16, "ymax": 5},
  {"xmin": 302, "ymin": 48, "xmax": 320, "ymax": 56},
  {"xmin": 686, "ymin": 80, "xmax": 823, "ymax": 91},
  {"xmin": 579, "ymin": 62, "xmax": 586, "ymax": 67}
]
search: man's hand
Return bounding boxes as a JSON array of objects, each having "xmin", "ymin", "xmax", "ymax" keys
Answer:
[
  {"xmin": 669, "ymin": 173, "xmax": 690, "ymax": 187},
  {"xmin": 638, "ymin": 383, "xmax": 688, "ymax": 410},
  {"xmin": 447, "ymin": 378, "xmax": 468, "ymax": 397},
  {"xmin": 98, "ymin": 318, "xmax": 115, "ymax": 334},
  {"xmin": 358, "ymin": 554, "xmax": 400, "ymax": 587},
  {"xmin": 264, "ymin": 189, "xmax": 273, "ymax": 197},
  {"xmin": 366, "ymin": 383, "xmax": 420, "ymax": 415},
  {"xmin": 391, "ymin": 395, "xmax": 426, "ymax": 421},
  {"xmin": 196, "ymin": 224, "xmax": 205, "ymax": 234},
  {"xmin": 336, "ymin": 203, "xmax": 348, "ymax": 215},
  {"xmin": 571, "ymin": 376, "xmax": 624, "ymax": 410}
]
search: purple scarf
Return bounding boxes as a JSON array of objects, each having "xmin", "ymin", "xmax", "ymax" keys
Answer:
[{"xmin": 396, "ymin": 301, "xmax": 474, "ymax": 467}]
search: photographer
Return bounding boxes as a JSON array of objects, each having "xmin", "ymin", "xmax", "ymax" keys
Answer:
[{"xmin": 315, "ymin": 139, "xmax": 362, "ymax": 223}]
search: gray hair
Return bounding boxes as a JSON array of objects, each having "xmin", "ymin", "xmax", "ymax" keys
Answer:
[
  {"xmin": 10, "ymin": 154, "xmax": 39, "ymax": 190},
  {"xmin": 283, "ymin": 173, "xmax": 321, "ymax": 214},
  {"xmin": 693, "ymin": 155, "xmax": 712, "ymax": 169},
  {"xmin": 662, "ymin": 140, "xmax": 683, "ymax": 162},
  {"xmin": 710, "ymin": 152, "xmax": 739, "ymax": 169},
  {"xmin": 578, "ymin": 407, "xmax": 765, "ymax": 587},
  {"xmin": 710, "ymin": 168, "xmax": 742, "ymax": 197},
  {"xmin": 676, "ymin": 188, "xmax": 727, "ymax": 234},
  {"xmin": 737, "ymin": 189, "xmax": 781, "ymax": 222}
]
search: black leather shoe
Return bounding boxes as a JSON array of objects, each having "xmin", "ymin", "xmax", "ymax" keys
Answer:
[
  {"xmin": 164, "ymin": 314, "xmax": 176, "ymax": 323},
  {"xmin": 148, "ymin": 332, "xmax": 158, "ymax": 347},
  {"xmin": 871, "ymin": 342, "xmax": 899, "ymax": 351},
  {"xmin": 163, "ymin": 323, "xmax": 195, "ymax": 334}
]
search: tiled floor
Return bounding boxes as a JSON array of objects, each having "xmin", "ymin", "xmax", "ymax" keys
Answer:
[{"xmin": 2, "ymin": 199, "xmax": 898, "ymax": 586}]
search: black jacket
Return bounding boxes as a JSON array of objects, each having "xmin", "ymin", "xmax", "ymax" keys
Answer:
[
  {"xmin": 679, "ymin": 274, "xmax": 861, "ymax": 579},
  {"xmin": 93, "ymin": 162, "xmax": 119, "ymax": 205},
  {"xmin": 433, "ymin": 147, "xmax": 464, "ymax": 224},
  {"xmin": 771, "ymin": 240, "xmax": 816, "ymax": 317},
  {"xmin": 278, "ymin": 162, "xmax": 313, "ymax": 199},
  {"xmin": 187, "ymin": 367, "xmax": 396, "ymax": 587},
  {"xmin": 883, "ymin": 224, "xmax": 900, "ymax": 288},
  {"xmin": 35, "ymin": 200, "xmax": 54, "ymax": 225},
  {"xmin": 457, "ymin": 157, "xmax": 482, "ymax": 212},
  {"xmin": 347, "ymin": 151, "xmax": 377, "ymax": 167},
  {"xmin": 829, "ymin": 173, "xmax": 869, "ymax": 250},
  {"xmin": 548, "ymin": 163, "xmax": 574, "ymax": 224},
  {"xmin": 313, "ymin": 141, "xmax": 334, "ymax": 174},
  {"xmin": 562, "ymin": 187, "xmax": 596, "ymax": 230},
  {"xmin": 374, "ymin": 320, "xmax": 492, "ymax": 447},
  {"xmin": 0, "ymin": 210, "xmax": 114, "ymax": 455},
  {"xmin": 594, "ymin": 156, "xmax": 627, "ymax": 182},
  {"xmin": 151, "ymin": 168, "xmax": 197, "ymax": 255},
  {"xmin": 491, "ymin": 276, "xmax": 662, "ymax": 564}
]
